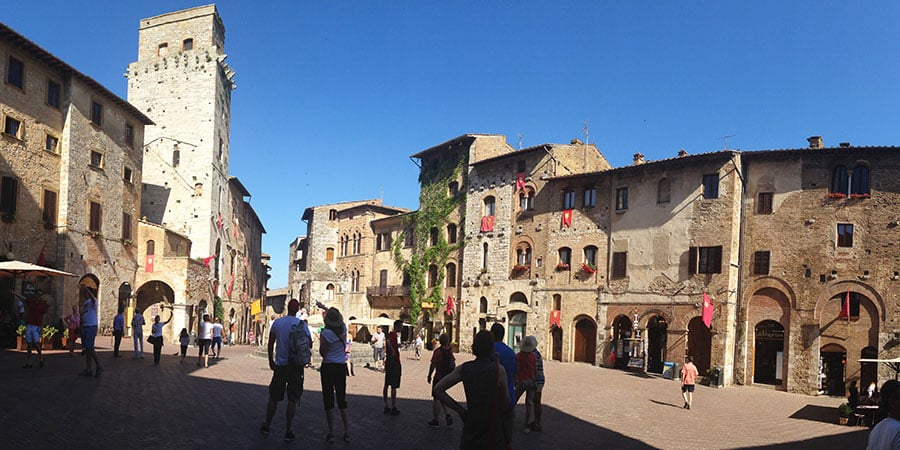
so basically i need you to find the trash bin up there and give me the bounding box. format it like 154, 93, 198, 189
663, 361, 675, 380
708, 366, 724, 388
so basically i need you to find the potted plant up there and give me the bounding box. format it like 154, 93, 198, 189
555, 262, 570, 271
16, 324, 26, 350
838, 403, 853, 425
581, 262, 596, 274
122, 238, 133, 246
41, 326, 58, 350
511, 264, 529, 276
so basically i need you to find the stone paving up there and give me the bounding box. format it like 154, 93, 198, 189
0, 337, 871, 449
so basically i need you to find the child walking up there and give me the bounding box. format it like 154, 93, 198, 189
179, 328, 189, 363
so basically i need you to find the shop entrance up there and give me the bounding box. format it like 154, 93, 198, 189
753, 320, 784, 385
687, 317, 712, 375
612, 315, 632, 369
551, 326, 562, 361
574, 317, 596, 364
646, 315, 668, 374
820, 343, 846, 396
507, 311, 526, 352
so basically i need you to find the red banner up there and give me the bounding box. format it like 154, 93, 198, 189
561, 209, 573, 228
550, 310, 561, 328
480, 215, 494, 232
515, 173, 526, 191
838, 291, 850, 319
446, 295, 455, 317
203, 254, 217, 267
145, 255, 154, 273
702, 292, 714, 328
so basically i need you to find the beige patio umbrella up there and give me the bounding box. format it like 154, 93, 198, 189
0, 260, 77, 278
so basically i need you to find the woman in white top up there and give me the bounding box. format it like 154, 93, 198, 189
197, 314, 213, 368
150, 307, 173, 364
320, 307, 350, 444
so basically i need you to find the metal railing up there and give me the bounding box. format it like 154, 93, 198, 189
366, 286, 410, 297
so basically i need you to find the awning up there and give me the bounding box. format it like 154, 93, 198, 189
859, 357, 900, 380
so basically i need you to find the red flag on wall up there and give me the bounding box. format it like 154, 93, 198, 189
36, 246, 46, 266
217, 213, 223, 229
446, 295, 455, 317
480, 215, 494, 232
227, 273, 235, 297
838, 291, 851, 319
203, 254, 217, 267
550, 310, 562, 328
145, 255, 154, 273
515, 173, 526, 191
561, 209, 573, 228
701, 292, 714, 329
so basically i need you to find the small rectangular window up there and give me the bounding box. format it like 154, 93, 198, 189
615, 187, 629, 211
752, 251, 770, 275
703, 173, 719, 199
182, 39, 193, 51
7, 56, 24, 89
0, 176, 18, 214
125, 124, 134, 146
123, 166, 134, 184
47, 80, 61, 108
584, 187, 596, 208
45, 134, 59, 153
90, 101, 103, 126
562, 190, 576, 209
3, 116, 22, 138
837, 223, 854, 248
122, 213, 132, 241
89, 201, 102, 232
42, 190, 57, 225
90, 151, 104, 168
612, 252, 627, 279
757, 192, 773, 214
690, 246, 723, 274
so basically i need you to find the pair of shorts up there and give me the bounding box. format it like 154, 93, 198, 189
198, 339, 211, 355
269, 365, 304, 402
25, 324, 41, 343
81, 325, 98, 350
384, 358, 401, 388
682, 384, 695, 393
212, 336, 222, 347
515, 378, 536, 406
320, 363, 348, 410
373, 347, 385, 361
535, 381, 544, 393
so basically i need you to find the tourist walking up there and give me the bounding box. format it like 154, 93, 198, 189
867, 380, 900, 449
197, 314, 212, 368
320, 307, 350, 444
65, 304, 80, 356
178, 328, 189, 363
532, 342, 545, 432
371, 326, 385, 370
79, 287, 102, 377
17, 290, 47, 369
260, 299, 310, 443
426, 333, 455, 428
112, 308, 125, 357
491, 323, 518, 408
681, 356, 699, 409
383, 319, 403, 416
414, 334, 423, 361
515, 335, 538, 433
211, 317, 224, 359
150, 307, 172, 364
434, 329, 511, 450
132, 309, 145, 359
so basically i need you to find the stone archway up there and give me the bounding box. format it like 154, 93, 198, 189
687, 317, 712, 375
646, 315, 668, 374
574, 317, 597, 364
611, 315, 632, 368
753, 320, 784, 385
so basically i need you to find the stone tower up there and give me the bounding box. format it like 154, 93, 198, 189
126, 4, 236, 260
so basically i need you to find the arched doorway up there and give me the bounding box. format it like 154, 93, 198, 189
612, 315, 632, 368
507, 311, 526, 352
135, 280, 175, 337
551, 326, 562, 361
820, 343, 846, 396
753, 320, 784, 385
687, 317, 712, 375
117, 283, 132, 313
646, 315, 668, 373
574, 317, 597, 364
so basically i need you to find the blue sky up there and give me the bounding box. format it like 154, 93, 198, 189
6, 1, 900, 287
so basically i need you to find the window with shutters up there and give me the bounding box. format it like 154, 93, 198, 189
702, 173, 719, 199
0, 177, 18, 214
89, 201, 102, 232
752, 251, 770, 275
757, 192, 773, 214
42, 190, 57, 225
837, 224, 854, 248
688, 246, 722, 274
7, 56, 24, 89
122, 213, 133, 241
611, 252, 627, 279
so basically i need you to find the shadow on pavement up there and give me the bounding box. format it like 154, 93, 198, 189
736, 428, 869, 449
788, 404, 844, 424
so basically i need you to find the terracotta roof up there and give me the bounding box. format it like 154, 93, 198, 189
409, 134, 503, 159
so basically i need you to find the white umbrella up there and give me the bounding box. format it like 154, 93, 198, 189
0, 260, 76, 278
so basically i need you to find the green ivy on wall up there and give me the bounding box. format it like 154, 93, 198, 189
392, 155, 466, 324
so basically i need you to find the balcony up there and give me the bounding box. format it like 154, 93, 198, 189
366, 286, 411, 297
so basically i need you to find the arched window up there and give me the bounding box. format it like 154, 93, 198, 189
657, 178, 671, 204
553, 294, 561, 310
157, 43, 168, 56
583, 245, 598, 266
446, 263, 457, 287
182, 38, 193, 51
449, 181, 459, 196
515, 242, 532, 266
831, 165, 849, 194
329, 209, 337, 221
428, 265, 438, 288
519, 187, 535, 211
510, 292, 528, 304
326, 283, 335, 300
483, 243, 489, 271
326, 247, 334, 262
430, 227, 439, 247
172, 149, 180, 167
483, 196, 496, 217
447, 223, 457, 244
351, 269, 360, 292
340, 234, 348, 257
558, 247, 571, 266
146, 240, 155, 255
852, 165, 870, 195
480, 297, 489, 314
352, 232, 361, 254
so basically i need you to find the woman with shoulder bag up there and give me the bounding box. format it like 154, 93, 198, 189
150, 306, 172, 364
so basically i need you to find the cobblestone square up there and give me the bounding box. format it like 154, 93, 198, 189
0, 339, 871, 449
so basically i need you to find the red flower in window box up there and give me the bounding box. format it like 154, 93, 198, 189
512, 264, 530, 275
581, 263, 596, 274
827, 192, 846, 199
555, 263, 570, 271
849, 193, 870, 199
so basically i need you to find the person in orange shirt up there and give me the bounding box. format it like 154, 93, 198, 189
681, 356, 699, 410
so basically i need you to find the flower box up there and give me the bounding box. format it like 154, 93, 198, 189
582, 263, 596, 274
555, 263, 570, 271
512, 264, 530, 275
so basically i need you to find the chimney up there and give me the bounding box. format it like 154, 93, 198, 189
677, 149, 688, 157
807, 136, 824, 149
633, 153, 645, 165
839, 142, 851, 148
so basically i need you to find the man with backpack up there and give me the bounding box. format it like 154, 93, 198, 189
426, 333, 455, 428
260, 299, 311, 442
